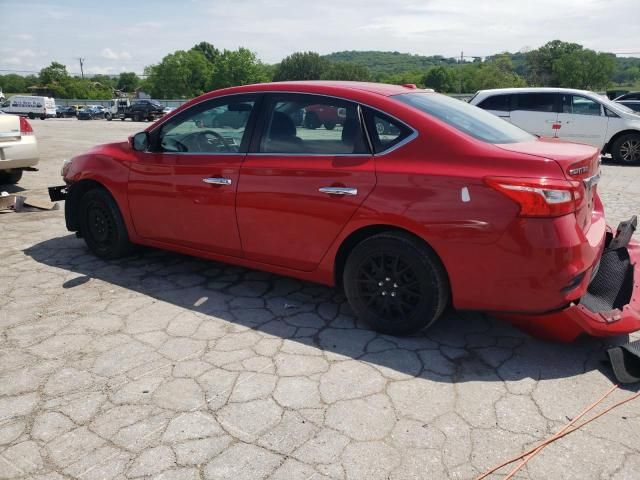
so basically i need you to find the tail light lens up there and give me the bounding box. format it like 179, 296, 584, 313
484, 177, 580, 217
19, 117, 34, 135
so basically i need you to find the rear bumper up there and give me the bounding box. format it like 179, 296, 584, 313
497, 217, 640, 342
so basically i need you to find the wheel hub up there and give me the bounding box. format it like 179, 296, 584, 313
356, 252, 422, 321
621, 139, 640, 163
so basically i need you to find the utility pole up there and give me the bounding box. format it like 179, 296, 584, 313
459, 51, 464, 94
78, 57, 85, 79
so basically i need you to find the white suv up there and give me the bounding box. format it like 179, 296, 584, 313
469, 87, 640, 164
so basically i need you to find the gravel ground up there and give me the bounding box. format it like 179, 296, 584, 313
0, 118, 639, 480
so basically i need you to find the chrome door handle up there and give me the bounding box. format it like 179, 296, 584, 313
319, 187, 358, 196
203, 177, 232, 185
546, 120, 561, 123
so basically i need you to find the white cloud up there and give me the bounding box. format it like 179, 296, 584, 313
11, 33, 34, 41
101, 48, 132, 61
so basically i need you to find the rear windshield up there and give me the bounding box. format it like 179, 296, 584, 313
395, 92, 535, 144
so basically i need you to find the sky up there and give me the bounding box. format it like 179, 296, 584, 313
1, 0, 639, 76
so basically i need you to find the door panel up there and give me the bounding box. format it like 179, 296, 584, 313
510, 92, 559, 138
127, 95, 258, 257
237, 155, 375, 271
128, 153, 244, 256
556, 94, 609, 149
236, 93, 375, 271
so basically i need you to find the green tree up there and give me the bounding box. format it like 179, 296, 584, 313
192, 41, 221, 64
526, 40, 584, 86
321, 61, 371, 81
116, 72, 140, 92
144, 49, 212, 98
39, 61, 69, 85
272, 52, 329, 81
0, 74, 29, 93
552, 50, 614, 89
422, 66, 458, 92
209, 48, 269, 90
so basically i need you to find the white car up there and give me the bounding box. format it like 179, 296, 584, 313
0, 112, 39, 184
469, 87, 640, 164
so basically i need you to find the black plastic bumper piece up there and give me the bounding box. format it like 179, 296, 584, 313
580, 218, 636, 314
608, 339, 640, 384
48, 185, 68, 202
609, 215, 637, 251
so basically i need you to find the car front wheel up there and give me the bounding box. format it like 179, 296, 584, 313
79, 188, 134, 259
343, 232, 449, 335
612, 133, 640, 164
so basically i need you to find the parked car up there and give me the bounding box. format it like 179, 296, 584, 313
1, 95, 56, 120
304, 104, 346, 130
470, 88, 640, 164
0, 113, 39, 184
123, 99, 165, 122
50, 81, 640, 341
614, 92, 640, 101
56, 105, 78, 118
616, 100, 640, 113
77, 106, 106, 120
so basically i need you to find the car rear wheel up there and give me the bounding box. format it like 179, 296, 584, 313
0, 170, 23, 185
324, 121, 336, 130
343, 232, 449, 335
28, 113, 35, 120
79, 188, 134, 259
304, 112, 320, 129
612, 133, 640, 164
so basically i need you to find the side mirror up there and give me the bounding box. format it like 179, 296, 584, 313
130, 131, 149, 151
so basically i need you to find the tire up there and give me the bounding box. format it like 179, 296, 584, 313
28, 112, 35, 120
0, 170, 23, 185
343, 232, 449, 335
324, 121, 336, 130
105, 112, 112, 121
78, 188, 134, 259
120, 117, 125, 121
40, 115, 46, 120
611, 133, 640, 165
304, 112, 320, 129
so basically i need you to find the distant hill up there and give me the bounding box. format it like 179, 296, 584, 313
324, 51, 458, 75
324, 50, 640, 86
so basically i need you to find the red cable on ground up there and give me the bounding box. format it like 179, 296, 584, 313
502, 388, 640, 480
475, 383, 620, 480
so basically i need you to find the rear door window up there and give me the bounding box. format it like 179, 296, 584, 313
514, 93, 558, 112
256, 94, 368, 155
363, 110, 413, 154
478, 94, 512, 112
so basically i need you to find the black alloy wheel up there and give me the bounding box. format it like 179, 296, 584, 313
79, 188, 133, 259
343, 232, 449, 335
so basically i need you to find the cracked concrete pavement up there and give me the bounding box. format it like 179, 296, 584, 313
1, 119, 639, 479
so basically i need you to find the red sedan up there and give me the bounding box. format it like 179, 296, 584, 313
50, 81, 640, 341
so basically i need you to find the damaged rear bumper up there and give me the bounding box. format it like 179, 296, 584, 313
498, 217, 640, 342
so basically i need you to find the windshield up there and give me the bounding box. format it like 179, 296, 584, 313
601, 96, 637, 115
395, 92, 535, 144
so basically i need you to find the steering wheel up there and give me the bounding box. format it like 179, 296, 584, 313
180, 130, 232, 153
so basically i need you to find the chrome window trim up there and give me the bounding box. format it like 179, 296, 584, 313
148, 90, 420, 157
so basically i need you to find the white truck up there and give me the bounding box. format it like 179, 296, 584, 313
1, 95, 56, 120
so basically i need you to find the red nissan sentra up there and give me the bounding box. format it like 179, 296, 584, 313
50, 81, 640, 341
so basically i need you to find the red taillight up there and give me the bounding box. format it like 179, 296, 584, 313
19, 117, 34, 135
484, 177, 579, 217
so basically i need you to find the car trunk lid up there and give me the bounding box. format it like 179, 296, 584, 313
496, 138, 601, 232
0, 114, 21, 143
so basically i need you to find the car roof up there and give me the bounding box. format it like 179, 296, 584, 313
203, 81, 431, 98
475, 87, 596, 96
